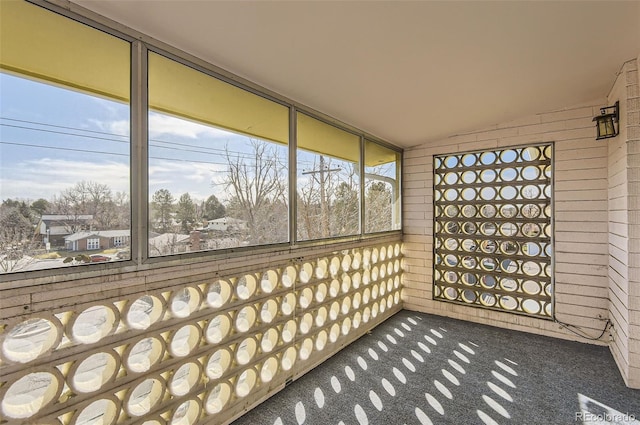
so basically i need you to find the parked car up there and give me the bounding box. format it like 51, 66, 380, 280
115, 249, 130, 260
89, 254, 111, 262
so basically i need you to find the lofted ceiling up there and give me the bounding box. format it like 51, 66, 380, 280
72, 0, 640, 148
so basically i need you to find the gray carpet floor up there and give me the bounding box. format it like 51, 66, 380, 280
232, 310, 640, 425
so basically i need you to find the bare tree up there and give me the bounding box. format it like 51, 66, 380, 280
0, 203, 39, 273
50, 181, 117, 230
222, 140, 288, 245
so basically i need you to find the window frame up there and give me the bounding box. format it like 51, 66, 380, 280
0, 0, 402, 282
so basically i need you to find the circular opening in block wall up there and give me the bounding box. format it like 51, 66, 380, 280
316, 258, 328, 279
352, 252, 362, 269
387, 294, 394, 308
170, 287, 201, 318
299, 287, 313, 309
342, 254, 352, 272
480, 293, 497, 307
235, 306, 257, 333
363, 249, 371, 266
315, 330, 328, 351
387, 262, 394, 275
342, 297, 351, 315
261, 270, 278, 293
523, 280, 541, 295
261, 328, 279, 353
126, 378, 164, 416
206, 349, 231, 379
394, 243, 401, 257
169, 362, 200, 397
298, 339, 312, 362
281, 293, 296, 316
341, 274, 352, 293
260, 299, 278, 324
2, 317, 60, 363
261, 357, 279, 383
315, 283, 328, 303
380, 265, 387, 279
372, 303, 379, 318
330, 279, 340, 297
282, 266, 297, 288
205, 315, 231, 344
394, 275, 400, 288
281, 320, 297, 343
394, 292, 400, 304
499, 296, 518, 311
73, 398, 118, 425
71, 351, 118, 393
329, 323, 340, 343
2, 371, 61, 419
363, 270, 371, 286
353, 312, 362, 329
170, 325, 200, 357
372, 285, 379, 300
300, 262, 313, 283
386, 278, 394, 292
352, 293, 362, 309
235, 369, 257, 398
71, 305, 117, 345
380, 299, 387, 313
236, 338, 258, 365
126, 295, 164, 330
315, 307, 328, 327
236, 275, 257, 300
329, 302, 340, 321
522, 299, 541, 315
341, 318, 352, 335
126, 337, 164, 373
171, 399, 200, 425
299, 313, 314, 334
205, 383, 231, 415
352, 272, 361, 289
379, 281, 386, 297
207, 280, 232, 308
363, 307, 371, 323
329, 256, 341, 276
281, 346, 297, 371
363, 288, 371, 304
380, 246, 387, 261
371, 248, 379, 264
372, 266, 379, 281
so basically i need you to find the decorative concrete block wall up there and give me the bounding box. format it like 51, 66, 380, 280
0, 237, 403, 424
402, 101, 612, 342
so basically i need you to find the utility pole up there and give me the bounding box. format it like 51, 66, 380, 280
302, 155, 341, 238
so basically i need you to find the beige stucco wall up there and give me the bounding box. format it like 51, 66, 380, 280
402, 100, 612, 342
608, 56, 640, 388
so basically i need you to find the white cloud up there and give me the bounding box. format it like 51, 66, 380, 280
0, 158, 129, 201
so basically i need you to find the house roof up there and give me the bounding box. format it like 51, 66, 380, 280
73, 1, 639, 148
64, 230, 130, 241
148, 233, 191, 245
41, 214, 93, 222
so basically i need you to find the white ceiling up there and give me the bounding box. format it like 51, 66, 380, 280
73, 0, 640, 148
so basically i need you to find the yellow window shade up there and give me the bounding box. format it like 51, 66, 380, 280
149, 52, 289, 144
0, 0, 130, 101
365, 139, 400, 167
297, 112, 360, 163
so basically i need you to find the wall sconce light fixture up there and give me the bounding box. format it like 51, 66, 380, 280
593, 101, 619, 140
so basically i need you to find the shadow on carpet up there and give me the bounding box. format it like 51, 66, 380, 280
232, 310, 640, 425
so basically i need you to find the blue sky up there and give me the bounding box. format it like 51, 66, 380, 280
1, 72, 394, 206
